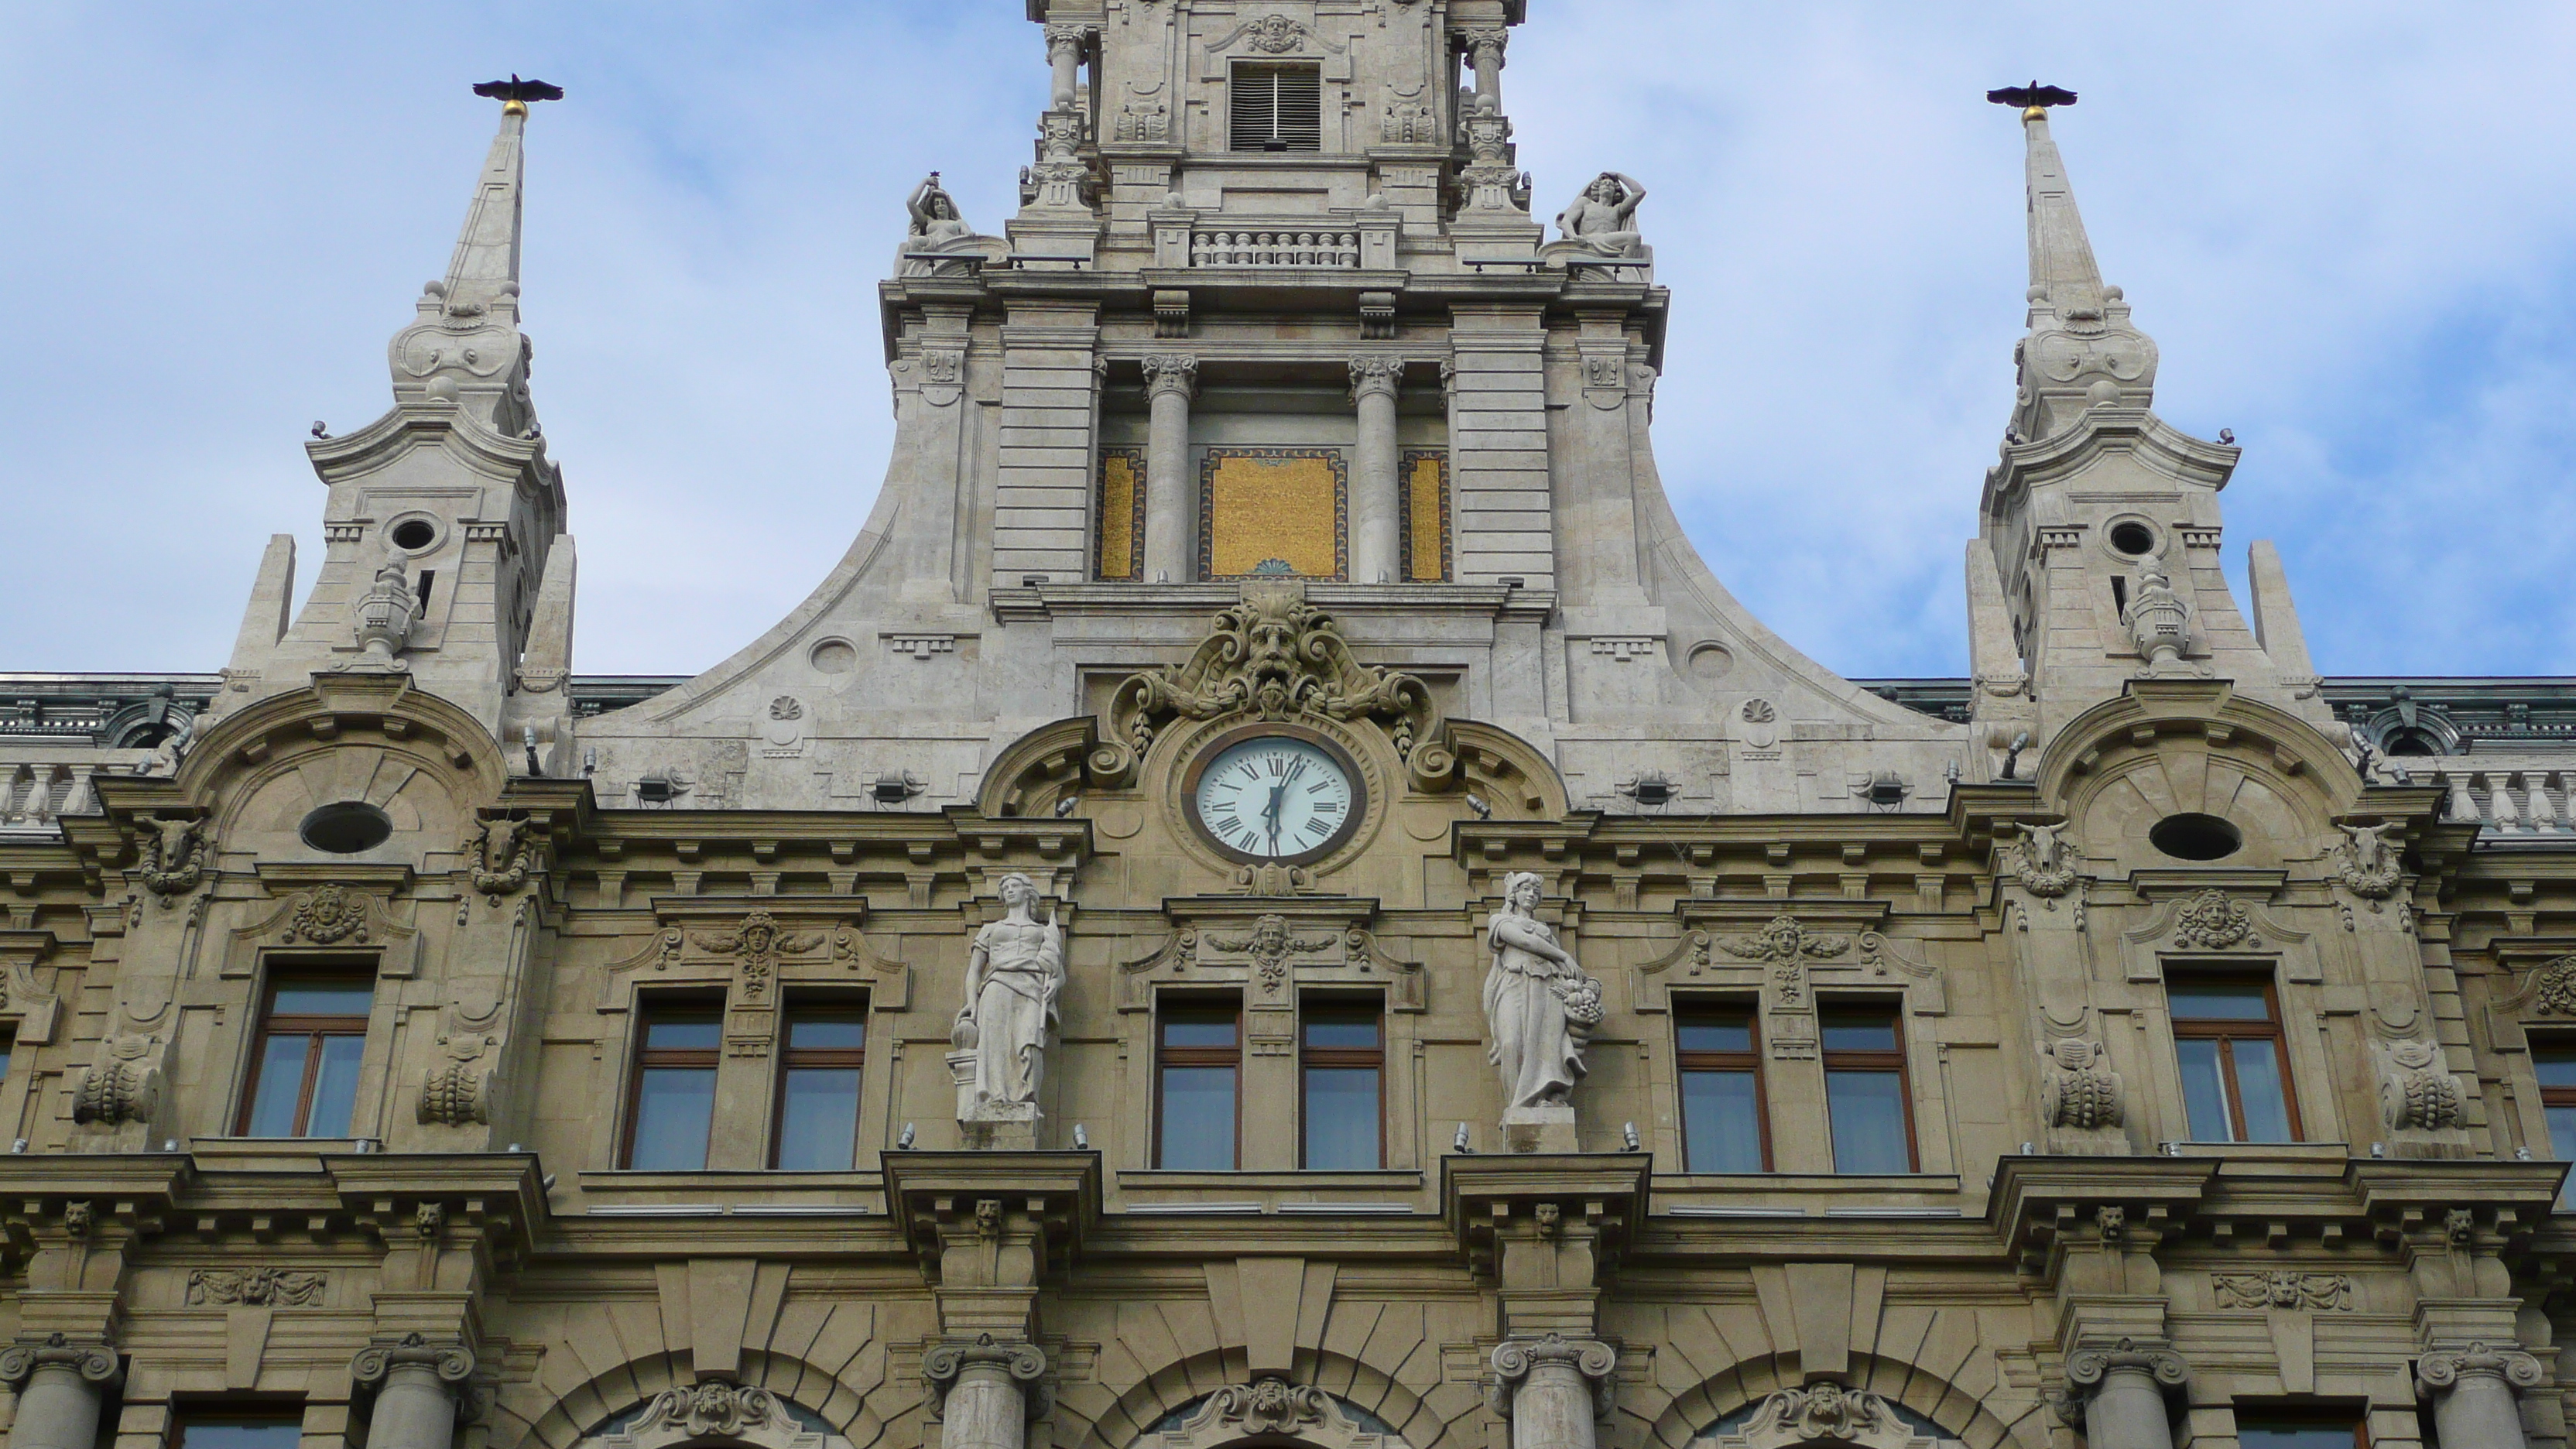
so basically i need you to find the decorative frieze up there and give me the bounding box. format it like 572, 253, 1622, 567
186, 1267, 327, 1307
2210, 1270, 2353, 1311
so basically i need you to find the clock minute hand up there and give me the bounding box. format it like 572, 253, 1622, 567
1262, 783, 1285, 849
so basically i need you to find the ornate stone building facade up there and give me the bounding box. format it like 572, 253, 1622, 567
4, 8, 2574, 1449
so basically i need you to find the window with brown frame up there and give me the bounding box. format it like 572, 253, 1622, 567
1156, 1000, 1241, 1170
238, 974, 372, 1138
2232, 1413, 2366, 1447
772, 1004, 866, 1171
2169, 977, 2302, 1143
1677, 1004, 1769, 1173
1820, 1003, 1916, 1173
2535, 1038, 2576, 1207
624, 1002, 721, 1170
1300, 1001, 1382, 1170
174, 1411, 305, 1449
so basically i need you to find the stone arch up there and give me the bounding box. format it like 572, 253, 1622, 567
1634, 1351, 2047, 1449
491, 1345, 901, 1449
1064, 1347, 1453, 1449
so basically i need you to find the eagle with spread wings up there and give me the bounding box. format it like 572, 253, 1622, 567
1987, 81, 2076, 110
473, 75, 564, 105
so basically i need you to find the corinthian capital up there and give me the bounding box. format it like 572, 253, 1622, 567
2418, 1341, 2545, 1397
1043, 22, 1091, 57
1460, 26, 1509, 63
1348, 356, 1403, 400
1142, 354, 1200, 400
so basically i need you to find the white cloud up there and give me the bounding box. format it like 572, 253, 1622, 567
3, 2, 2571, 679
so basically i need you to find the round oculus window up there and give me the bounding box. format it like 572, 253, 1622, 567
300, 801, 393, 854
2149, 812, 2242, 862
1187, 733, 1363, 864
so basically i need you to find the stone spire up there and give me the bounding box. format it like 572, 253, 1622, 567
389, 82, 554, 436
2006, 91, 2157, 442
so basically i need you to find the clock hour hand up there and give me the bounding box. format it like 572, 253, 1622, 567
1262, 783, 1285, 850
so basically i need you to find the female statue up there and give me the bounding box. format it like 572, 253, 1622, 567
1482, 872, 1603, 1109
901, 173, 982, 276
954, 873, 1064, 1108
1555, 172, 1648, 257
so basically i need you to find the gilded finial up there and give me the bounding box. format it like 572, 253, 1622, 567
473, 74, 564, 118
1986, 80, 2077, 120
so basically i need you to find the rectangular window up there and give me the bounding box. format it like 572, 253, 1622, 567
1157, 1003, 1240, 1170
238, 975, 372, 1138
2536, 1040, 2576, 1206
625, 1005, 721, 1170
1229, 63, 1322, 152
2170, 978, 2301, 1143
772, 1006, 865, 1171
1821, 1005, 1915, 1173
176, 1415, 304, 1449
0, 1028, 12, 1086
1301, 1005, 1382, 1170
2232, 1416, 2365, 1447
1677, 1006, 1768, 1173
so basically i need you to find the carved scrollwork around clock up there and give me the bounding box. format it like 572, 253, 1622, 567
1088, 582, 1454, 792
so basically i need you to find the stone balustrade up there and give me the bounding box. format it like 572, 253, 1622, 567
1190, 230, 1361, 268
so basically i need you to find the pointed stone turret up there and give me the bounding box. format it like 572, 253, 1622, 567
2009, 94, 2157, 444
391, 91, 540, 436
1975, 88, 2334, 741
212, 82, 568, 740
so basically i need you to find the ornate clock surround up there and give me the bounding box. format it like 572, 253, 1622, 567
1160, 711, 1389, 881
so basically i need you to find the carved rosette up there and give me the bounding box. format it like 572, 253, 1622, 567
2417, 1341, 2543, 1397
0, 1333, 119, 1390
1485, 1334, 1616, 1422
2057, 1338, 2187, 1426
922, 1334, 1052, 1421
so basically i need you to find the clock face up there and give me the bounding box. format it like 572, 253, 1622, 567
1189, 735, 1360, 862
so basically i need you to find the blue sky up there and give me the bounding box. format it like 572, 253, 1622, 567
3, 2, 2573, 679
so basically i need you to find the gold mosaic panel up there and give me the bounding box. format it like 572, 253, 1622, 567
1095, 447, 1146, 581
1199, 447, 1347, 581
1399, 449, 1451, 583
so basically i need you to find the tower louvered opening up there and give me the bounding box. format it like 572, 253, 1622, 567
1229, 63, 1321, 151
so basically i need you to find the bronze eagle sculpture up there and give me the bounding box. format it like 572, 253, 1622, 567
473, 75, 564, 105
1987, 81, 2077, 109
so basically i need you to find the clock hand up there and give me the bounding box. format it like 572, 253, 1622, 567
1263, 784, 1285, 849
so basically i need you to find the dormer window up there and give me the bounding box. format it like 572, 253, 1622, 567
1231, 63, 1321, 152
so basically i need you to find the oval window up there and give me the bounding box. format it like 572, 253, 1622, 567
300, 801, 393, 855
2149, 813, 2241, 861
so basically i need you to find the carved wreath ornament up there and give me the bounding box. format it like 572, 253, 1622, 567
1092, 583, 1452, 792
461, 815, 536, 901
135, 815, 211, 900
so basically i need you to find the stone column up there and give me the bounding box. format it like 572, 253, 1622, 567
1348, 358, 1403, 584
1043, 25, 1085, 111
1486, 1336, 1614, 1449
0, 1335, 119, 1449
1462, 27, 1508, 113
2062, 1339, 2184, 1449
2417, 1342, 2540, 1449
925, 1334, 1050, 1449
1141, 355, 1199, 583
351, 1334, 476, 1449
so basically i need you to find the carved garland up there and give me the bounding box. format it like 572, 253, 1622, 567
2211, 1271, 2353, 1311
1090, 583, 1453, 793
187, 1267, 327, 1307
